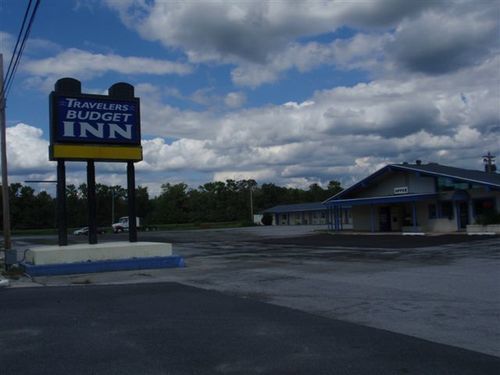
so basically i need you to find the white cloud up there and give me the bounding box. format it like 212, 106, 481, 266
232, 33, 387, 87
224, 92, 246, 108
6, 123, 54, 173
127, 54, 499, 188
11, 53, 495, 191
0, 31, 14, 57
22, 48, 192, 80
3, 1, 499, 192
388, 6, 499, 75
103, 0, 412, 86
104, 0, 499, 87
139, 137, 230, 172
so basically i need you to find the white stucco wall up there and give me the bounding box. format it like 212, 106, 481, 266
355, 171, 436, 198
426, 218, 457, 232
408, 173, 436, 194
352, 206, 376, 231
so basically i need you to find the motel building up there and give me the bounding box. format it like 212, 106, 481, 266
264, 161, 499, 233
263, 202, 328, 226
323, 161, 500, 233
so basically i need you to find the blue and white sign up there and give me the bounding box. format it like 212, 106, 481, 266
54, 96, 140, 145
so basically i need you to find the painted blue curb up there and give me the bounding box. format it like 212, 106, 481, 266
21, 256, 185, 277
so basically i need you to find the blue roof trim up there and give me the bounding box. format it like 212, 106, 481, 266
323, 165, 392, 204
326, 193, 438, 207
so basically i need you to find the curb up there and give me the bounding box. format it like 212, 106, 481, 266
21, 255, 185, 277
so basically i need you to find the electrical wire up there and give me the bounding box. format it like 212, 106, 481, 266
3, 0, 33, 92
3, 0, 41, 98
1, 0, 41, 100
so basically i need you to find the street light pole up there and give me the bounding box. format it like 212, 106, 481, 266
250, 187, 254, 223
0, 54, 12, 250
111, 187, 115, 226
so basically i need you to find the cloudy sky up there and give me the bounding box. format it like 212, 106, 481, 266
0, 0, 499, 195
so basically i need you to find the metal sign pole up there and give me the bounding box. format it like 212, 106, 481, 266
57, 160, 67, 246
87, 160, 97, 244
127, 161, 137, 242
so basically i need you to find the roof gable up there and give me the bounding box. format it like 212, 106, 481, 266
323, 165, 394, 203
324, 162, 500, 204
391, 163, 500, 187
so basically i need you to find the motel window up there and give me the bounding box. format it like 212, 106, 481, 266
437, 177, 470, 192
440, 201, 454, 220
428, 204, 437, 219
473, 198, 496, 218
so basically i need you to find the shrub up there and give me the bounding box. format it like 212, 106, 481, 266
476, 209, 500, 225
261, 213, 273, 226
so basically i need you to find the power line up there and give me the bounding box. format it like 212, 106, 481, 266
1, 0, 41, 99
4, 0, 33, 88
3, 0, 41, 98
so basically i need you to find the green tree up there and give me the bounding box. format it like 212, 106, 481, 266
66, 184, 85, 227
152, 183, 190, 224
327, 180, 342, 195
136, 185, 151, 222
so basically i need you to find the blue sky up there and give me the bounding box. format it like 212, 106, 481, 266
0, 0, 499, 195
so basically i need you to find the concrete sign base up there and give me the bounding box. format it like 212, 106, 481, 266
25, 241, 172, 265
20, 242, 183, 276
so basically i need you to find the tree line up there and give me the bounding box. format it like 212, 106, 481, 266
0, 179, 342, 230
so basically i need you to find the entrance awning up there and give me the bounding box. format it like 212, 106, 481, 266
326, 193, 438, 207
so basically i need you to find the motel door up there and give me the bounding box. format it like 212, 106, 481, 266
458, 202, 469, 229
379, 207, 391, 232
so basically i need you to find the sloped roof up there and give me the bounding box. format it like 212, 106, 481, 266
391, 163, 500, 187
324, 162, 500, 204
263, 202, 326, 213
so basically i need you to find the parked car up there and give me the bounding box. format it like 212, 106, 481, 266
73, 227, 106, 235
73, 227, 88, 235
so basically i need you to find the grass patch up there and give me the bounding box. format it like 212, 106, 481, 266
154, 221, 254, 231
2, 265, 25, 280
10, 228, 58, 236
71, 279, 92, 285
4, 221, 254, 235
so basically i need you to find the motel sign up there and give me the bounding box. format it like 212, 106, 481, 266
49, 78, 142, 246
55, 97, 139, 143
50, 79, 142, 162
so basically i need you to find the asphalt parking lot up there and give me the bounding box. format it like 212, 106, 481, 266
5, 226, 500, 360
2, 282, 499, 375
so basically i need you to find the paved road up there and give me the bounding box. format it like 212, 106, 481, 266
1, 282, 499, 375
6, 227, 500, 359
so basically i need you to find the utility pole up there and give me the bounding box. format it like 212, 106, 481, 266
0, 54, 12, 251
483, 152, 496, 173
